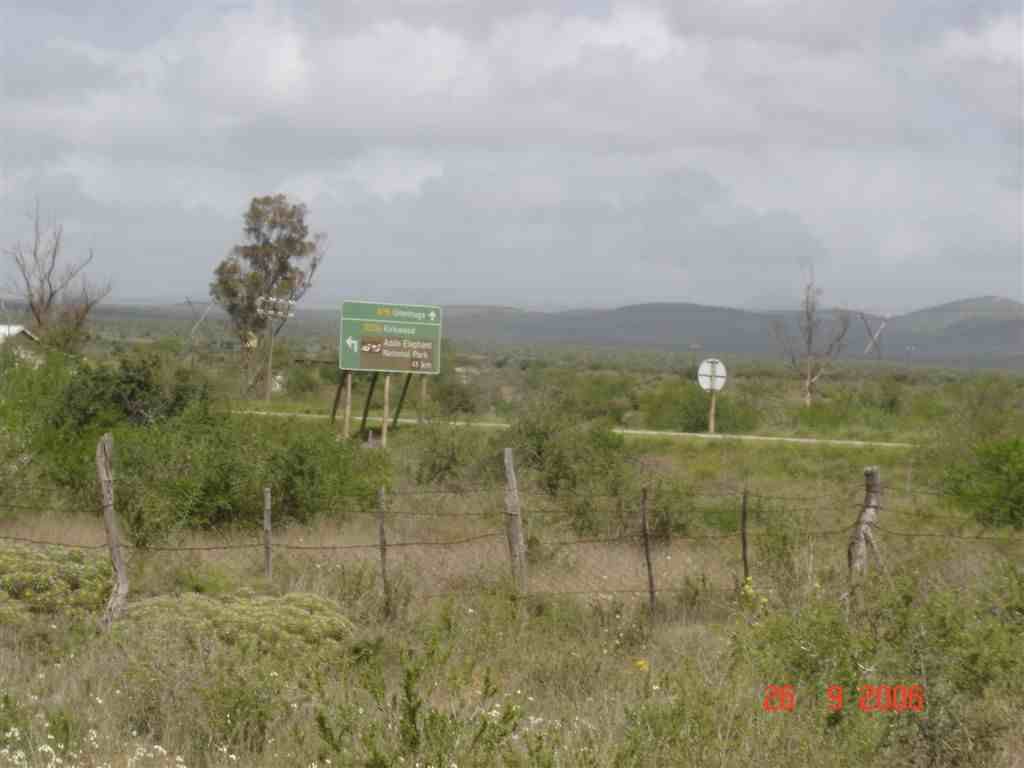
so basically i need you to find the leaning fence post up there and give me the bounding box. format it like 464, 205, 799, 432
377, 487, 393, 619
740, 489, 750, 583
640, 486, 656, 616
96, 433, 128, 628
263, 486, 273, 580
847, 466, 882, 586
503, 448, 528, 596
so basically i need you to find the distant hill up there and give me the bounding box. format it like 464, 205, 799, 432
80, 295, 1023, 367
441, 297, 1022, 366
880, 297, 1024, 364
887, 296, 1024, 335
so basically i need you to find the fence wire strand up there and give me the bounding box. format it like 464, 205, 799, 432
2, 479, 1021, 603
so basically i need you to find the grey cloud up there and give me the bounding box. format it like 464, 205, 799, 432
0, 0, 1020, 314
657, 0, 1020, 51
290, 166, 831, 309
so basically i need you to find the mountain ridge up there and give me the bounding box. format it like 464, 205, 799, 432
77, 294, 1024, 367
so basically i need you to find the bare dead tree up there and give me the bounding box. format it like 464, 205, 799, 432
859, 312, 887, 360
4, 201, 111, 352
772, 275, 850, 407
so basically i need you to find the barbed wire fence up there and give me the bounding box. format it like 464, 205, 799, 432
1, 433, 1022, 628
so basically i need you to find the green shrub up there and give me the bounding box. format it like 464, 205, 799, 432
872, 376, 903, 415
112, 593, 354, 759
528, 369, 637, 424
507, 394, 628, 496
318, 364, 340, 385
113, 410, 255, 543
731, 567, 1024, 767
645, 479, 697, 539
0, 353, 76, 465
55, 353, 209, 432
641, 378, 759, 433
506, 393, 631, 533
119, 592, 354, 657
944, 437, 1024, 528
0, 545, 112, 623
428, 338, 482, 417
113, 412, 389, 544
285, 364, 320, 397
317, 651, 524, 767
409, 420, 499, 487
267, 427, 387, 522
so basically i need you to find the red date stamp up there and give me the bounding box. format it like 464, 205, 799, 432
762, 685, 797, 712
763, 684, 925, 713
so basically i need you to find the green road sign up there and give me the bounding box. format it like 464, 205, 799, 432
339, 300, 442, 374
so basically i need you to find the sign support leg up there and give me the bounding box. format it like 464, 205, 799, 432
382, 374, 390, 448
330, 372, 345, 424
264, 320, 274, 403
392, 373, 413, 429
709, 389, 717, 434
343, 371, 353, 438
360, 372, 379, 437
419, 376, 428, 423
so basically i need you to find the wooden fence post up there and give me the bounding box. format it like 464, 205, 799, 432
330, 374, 344, 424
847, 466, 882, 586
740, 489, 750, 583
640, 487, 656, 616
377, 487, 393, 619
263, 486, 273, 580
503, 448, 527, 596
96, 433, 128, 628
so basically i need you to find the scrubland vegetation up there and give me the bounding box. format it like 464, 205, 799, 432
1, 341, 1023, 767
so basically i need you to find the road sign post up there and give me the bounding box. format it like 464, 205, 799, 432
339, 301, 442, 444
697, 358, 727, 434
709, 388, 717, 434
257, 296, 295, 404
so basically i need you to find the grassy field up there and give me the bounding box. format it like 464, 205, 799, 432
1, 342, 1022, 767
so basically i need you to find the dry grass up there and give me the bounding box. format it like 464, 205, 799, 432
1, 436, 1021, 766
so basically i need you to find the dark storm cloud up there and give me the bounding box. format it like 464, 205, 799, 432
0, 0, 1020, 312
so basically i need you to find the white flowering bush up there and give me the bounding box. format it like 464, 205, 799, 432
105, 593, 355, 762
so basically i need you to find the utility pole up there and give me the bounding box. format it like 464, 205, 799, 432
256, 296, 295, 404
184, 298, 214, 369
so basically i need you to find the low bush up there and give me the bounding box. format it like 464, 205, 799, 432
507, 394, 628, 496
944, 437, 1024, 529
316, 652, 526, 767
407, 419, 499, 487
641, 378, 759, 434
111, 593, 354, 760
933, 375, 1024, 527
285, 364, 319, 397
114, 413, 389, 544
731, 565, 1024, 767
0, 545, 112, 624
645, 478, 697, 539
55, 353, 210, 432
2, 354, 390, 543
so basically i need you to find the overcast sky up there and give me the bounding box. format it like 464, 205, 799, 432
1, 0, 1021, 313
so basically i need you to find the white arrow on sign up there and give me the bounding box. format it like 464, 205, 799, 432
345, 336, 358, 352
429, 310, 437, 321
